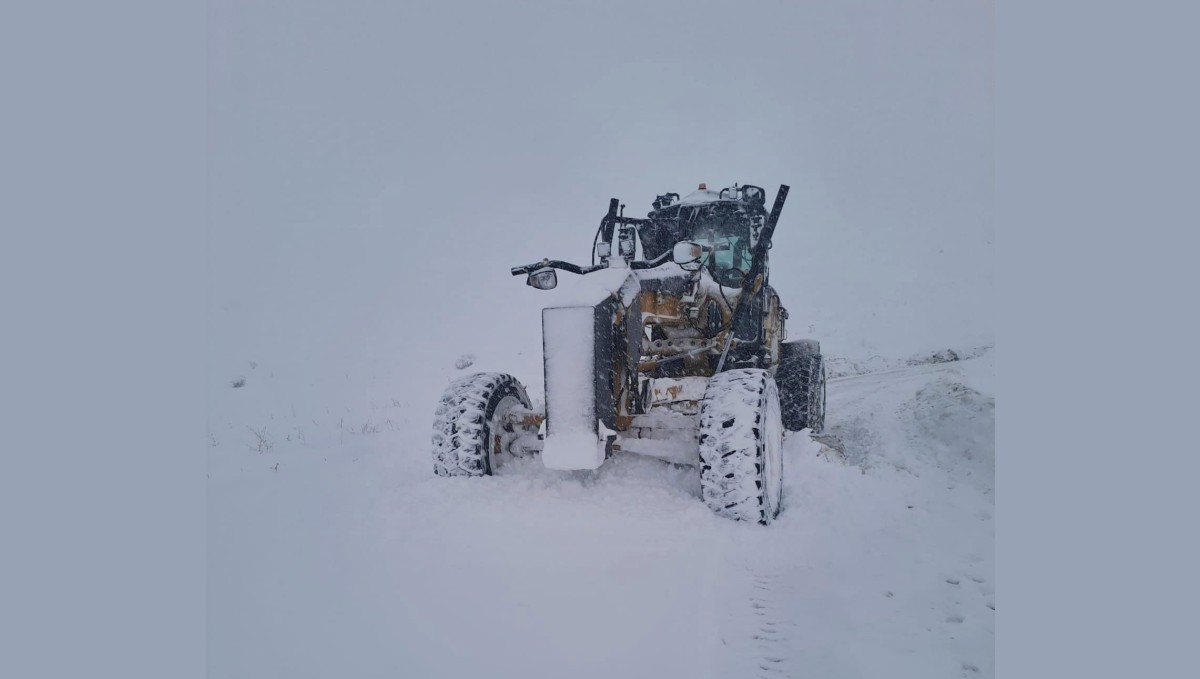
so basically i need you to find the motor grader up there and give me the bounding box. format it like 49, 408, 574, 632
431, 183, 825, 524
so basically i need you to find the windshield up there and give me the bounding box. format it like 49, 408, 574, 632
691, 218, 752, 275
639, 202, 761, 275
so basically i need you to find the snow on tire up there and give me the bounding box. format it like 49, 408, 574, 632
777, 339, 826, 433
698, 369, 784, 524
431, 373, 531, 477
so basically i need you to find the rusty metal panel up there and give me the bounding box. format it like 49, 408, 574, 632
648, 376, 709, 406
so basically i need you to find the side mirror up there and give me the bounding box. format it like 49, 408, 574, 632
619, 235, 636, 258
672, 241, 705, 271
741, 185, 766, 204
617, 225, 637, 258
526, 267, 558, 290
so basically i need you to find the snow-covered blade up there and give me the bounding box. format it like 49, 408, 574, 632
541, 306, 604, 470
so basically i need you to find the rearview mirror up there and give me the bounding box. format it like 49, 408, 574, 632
527, 268, 558, 290
672, 241, 705, 271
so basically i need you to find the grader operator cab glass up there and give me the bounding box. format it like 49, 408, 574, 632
690, 218, 753, 287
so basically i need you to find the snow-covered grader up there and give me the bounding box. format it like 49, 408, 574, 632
432, 183, 825, 524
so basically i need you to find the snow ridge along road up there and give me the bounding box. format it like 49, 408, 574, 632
208, 351, 994, 678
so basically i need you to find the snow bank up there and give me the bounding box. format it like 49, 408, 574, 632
826, 344, 994, 378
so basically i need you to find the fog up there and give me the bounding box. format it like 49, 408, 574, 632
208, 0, 992, 381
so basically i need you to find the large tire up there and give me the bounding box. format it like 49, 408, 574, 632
432, 373, 531, 477
777, 339, 826, 433
698, 369, 784, 524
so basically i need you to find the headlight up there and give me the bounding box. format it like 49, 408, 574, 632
526, 268, 558, 290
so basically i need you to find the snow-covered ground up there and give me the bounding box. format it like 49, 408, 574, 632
208, 348, 993, 678
206, 4, 993, 676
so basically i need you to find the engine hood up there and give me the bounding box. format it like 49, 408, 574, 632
534, 266, 642, 308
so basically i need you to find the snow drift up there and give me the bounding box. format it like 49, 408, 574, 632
208, 349, 994, 678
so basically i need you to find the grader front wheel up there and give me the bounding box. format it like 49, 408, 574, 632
431, 373, 532, 477
698, 369, 785, 525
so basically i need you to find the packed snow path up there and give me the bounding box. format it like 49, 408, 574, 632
209, 353, 993, 678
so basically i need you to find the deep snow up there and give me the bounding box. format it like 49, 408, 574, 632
206, 3, 993, 675
208, 350, 993, 678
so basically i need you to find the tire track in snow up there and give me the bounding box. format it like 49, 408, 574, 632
717, 554, 798, 679
747, 570, 793, 677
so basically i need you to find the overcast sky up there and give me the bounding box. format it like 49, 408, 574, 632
208, 0, 992, 374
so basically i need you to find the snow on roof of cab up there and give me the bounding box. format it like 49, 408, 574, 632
677, 188, 725, 205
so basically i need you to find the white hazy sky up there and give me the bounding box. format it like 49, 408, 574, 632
208, 0, 992, 373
